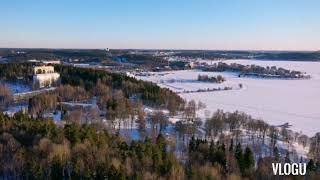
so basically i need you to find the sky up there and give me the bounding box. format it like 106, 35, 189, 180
0, 0, 319, 51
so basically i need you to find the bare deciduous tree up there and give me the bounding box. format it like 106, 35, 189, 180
0, 84, 13, 110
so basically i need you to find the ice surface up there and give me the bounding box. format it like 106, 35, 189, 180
136, 60, 320, 136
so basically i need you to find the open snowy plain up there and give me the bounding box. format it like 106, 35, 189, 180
136, 60, 320, 136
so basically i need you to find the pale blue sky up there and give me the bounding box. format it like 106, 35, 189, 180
0, 0, 319, 50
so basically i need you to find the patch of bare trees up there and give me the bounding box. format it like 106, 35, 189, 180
309, 133, 320, 162
29, 93, 57, 117
57, 85, 89, 102
0, 84, 13, 110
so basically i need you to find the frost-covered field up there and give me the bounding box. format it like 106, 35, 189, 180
136, 60, 320, 136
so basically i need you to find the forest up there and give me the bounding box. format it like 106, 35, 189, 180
1, 112, 320, 179
0, 63, 34, 83
0, 62, 184, 108
58, 65, 184, 109
116, 54, 187, 70
174, 50, 320, 61
1, 62, 320, 179
0, 49, 114, 64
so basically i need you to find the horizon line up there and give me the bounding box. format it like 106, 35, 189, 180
0, 47, 318, 53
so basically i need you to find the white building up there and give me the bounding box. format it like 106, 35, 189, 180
33, 66, 60, 88
41, 60, 61, 65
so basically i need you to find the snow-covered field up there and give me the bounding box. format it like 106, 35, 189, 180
136, 60, 320, 136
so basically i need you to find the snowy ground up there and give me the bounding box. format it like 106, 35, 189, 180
137, 70, 241, 93
3, 105, 28, 117
136, 60, 320, 137
0, 81, 31, 94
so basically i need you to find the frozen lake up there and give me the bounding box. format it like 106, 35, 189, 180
136, 60, 320, 136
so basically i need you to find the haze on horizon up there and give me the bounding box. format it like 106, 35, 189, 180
0, 0, 319, 51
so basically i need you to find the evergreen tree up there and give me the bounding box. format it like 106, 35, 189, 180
273, 146, 280, 161
156, 134, 167, 157
229, 138, 234, 152
243, 147, 254, 170
189, 136, 196, 153
235, 143, 244, 172
307, 159, 316, 172
209, 140, 215, 151
215, 144, 227, 168
284, 151, 291, 163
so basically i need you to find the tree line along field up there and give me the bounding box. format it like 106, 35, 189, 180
202, 62, 310, 79
0, 62, 320, 179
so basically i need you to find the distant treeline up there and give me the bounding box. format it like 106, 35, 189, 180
203, 62, 310, 79
0, 48, 190, 69
1, 49, 319, 62
0, 63, 34, 83
197, 74, 226, 83
174, 50, 320, 61
117, 54, 187, 70
0, 48, 116, 65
